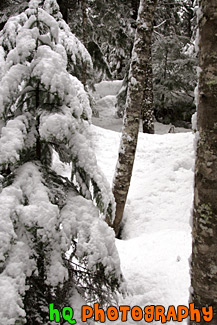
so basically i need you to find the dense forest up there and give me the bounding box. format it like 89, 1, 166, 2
0, 0, 197, 127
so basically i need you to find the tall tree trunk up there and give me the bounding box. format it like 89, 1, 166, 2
81, 0, 87, 86
112, 0, 157, 236
141, 44, 155, 134
160, 46, 168, 114
190, 1, 217, 324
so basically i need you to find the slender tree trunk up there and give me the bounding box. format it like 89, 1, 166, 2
141, 44, 155, 134
160, 46, 168, 113
81, 0, 87, 86
190, 1, 217, 324
112, 0, 157, 236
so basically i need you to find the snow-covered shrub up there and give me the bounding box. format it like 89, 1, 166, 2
0, 0, 122, 324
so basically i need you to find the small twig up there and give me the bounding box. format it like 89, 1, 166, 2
154, 20, 167, 29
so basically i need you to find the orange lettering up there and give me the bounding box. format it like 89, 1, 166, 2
94, 303, 105, 322
155, 305, 166, 323
177, 305, 189, 322
107, 306, 118, 321
202, 306, 213, 322
119, 306, 130, 321
166, 305, 177, 321
81, 306, 93, 322
131, 306, 143, 321
189, 303, 201, 322
144, 306, 154, 322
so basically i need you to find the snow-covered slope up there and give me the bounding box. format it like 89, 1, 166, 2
91, 126, 194, 324
90, 80, 195, 324
54, 80, 195, 323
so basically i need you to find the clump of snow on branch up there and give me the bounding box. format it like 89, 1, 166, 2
61, 193, 120, 276
59, 20, 93, 73
0, 115, 29, 166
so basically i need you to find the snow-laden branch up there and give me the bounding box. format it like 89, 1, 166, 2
0, 114, 30, 167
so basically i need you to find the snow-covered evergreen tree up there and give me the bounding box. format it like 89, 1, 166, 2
0, 0, 122, 323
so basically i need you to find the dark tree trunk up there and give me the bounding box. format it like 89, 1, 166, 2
112, 0, 157, 236
141, 44, 155, 134
57, 0, 68, 22
131, 0, 140, 21
190, 0, 217, 324
81, 0, 87, 86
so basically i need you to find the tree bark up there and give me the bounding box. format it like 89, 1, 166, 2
81, 0, 87, 86
112, 0, 157, 236
190, 1, 217, 324
141, 44, 155, 134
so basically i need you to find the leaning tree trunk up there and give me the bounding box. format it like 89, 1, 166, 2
190, 0, 217, 324
112, 0, 157, 236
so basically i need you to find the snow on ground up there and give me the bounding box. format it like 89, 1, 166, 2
91, 80, 122, 132
90, 127, 194, 325
94, 80, 123, 99
89, 80, 195, 324
92, 80, 192, 135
